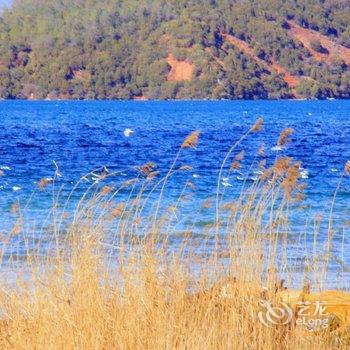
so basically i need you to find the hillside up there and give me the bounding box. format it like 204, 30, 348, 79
0, 0, 349, 100
287, 20, 350, 65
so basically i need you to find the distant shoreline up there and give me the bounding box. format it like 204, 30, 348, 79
0, 97, 346, 102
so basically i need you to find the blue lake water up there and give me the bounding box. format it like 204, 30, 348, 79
0, 100, 349, 284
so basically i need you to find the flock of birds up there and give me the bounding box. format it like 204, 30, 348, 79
0, 129, 135, 192
0, 126, 336, 194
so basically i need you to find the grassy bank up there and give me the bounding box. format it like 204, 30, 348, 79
0, 120, 349, 349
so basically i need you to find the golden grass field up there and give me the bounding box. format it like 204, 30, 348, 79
0, 119, 349, 349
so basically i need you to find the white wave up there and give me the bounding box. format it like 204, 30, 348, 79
13, 186, 21, 191
331, 168, 338, 172
250, 176, 258, 181
0, 166, 11, 170
271, 146, 283, 151
193, 174, 200, 178
222, 181, 232, 187
123, 128, 134, 137
236, 176, 244, 181
300, 169, 309, 179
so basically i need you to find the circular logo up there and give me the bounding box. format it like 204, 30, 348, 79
258, 300, 293, 327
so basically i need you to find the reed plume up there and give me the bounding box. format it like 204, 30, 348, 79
10, 217, 22, 235
345, 160, 350, 176
10, 202, 19, 215
258, 144, 265, 156
277, 127, 294, 147
281, 162, 301, 199
273, 157, 292, 176
186, 181, 196, 190
250, 117, 264, 132
258, 159, 266, 169
110, 203, 125, 218
122, 178, 139, 187
39, 178, 52, 191
201, 197, 212, 209
179, 165, 193, 171
230, 161, 241, 170
146, 171, 158, 181
101, 185, 113, 195
138, 162, 156, 176
235, 150, 245, 161
181, 130, 200, 149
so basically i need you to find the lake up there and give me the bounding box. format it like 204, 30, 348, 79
0, 100, 349, 285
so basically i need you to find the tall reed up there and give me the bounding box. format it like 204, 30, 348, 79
0, 123, 348, 349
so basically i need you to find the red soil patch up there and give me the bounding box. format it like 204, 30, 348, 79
222, 33, 301, 91
269, 61, 300, 88
166, 54, 195, 81
287, 21, 350, 65
222, 34, 259, 63
0, 60, 5, 72
73, 69, 91, 81
134, 95, 148, 101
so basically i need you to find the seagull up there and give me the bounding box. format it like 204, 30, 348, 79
123, 128, 134, 137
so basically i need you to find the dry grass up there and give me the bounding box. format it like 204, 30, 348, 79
0, 122, 349, 349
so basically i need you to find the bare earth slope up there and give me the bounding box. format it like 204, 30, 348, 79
287, 21, 350, 65
166, 54, 195, 81
222, 33, 301, 93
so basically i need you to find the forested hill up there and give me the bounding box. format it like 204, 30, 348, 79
0, 0, 349, 100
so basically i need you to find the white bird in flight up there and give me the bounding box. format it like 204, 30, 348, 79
123, 128, 134, 137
